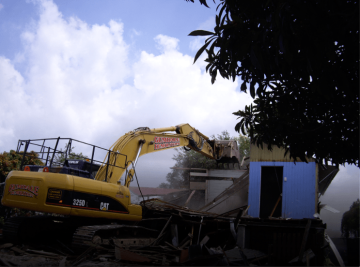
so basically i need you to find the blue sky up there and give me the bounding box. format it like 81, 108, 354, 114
0, 0, 217, 75
0, 0, 358, 237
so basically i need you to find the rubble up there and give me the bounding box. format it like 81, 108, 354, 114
0, 199, 332, 266
0, 199, 252, 266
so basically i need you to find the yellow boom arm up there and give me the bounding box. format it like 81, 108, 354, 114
95, 124, 218, 186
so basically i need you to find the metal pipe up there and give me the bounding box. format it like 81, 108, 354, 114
40, 140, 46, 160
124, 140, 145, 186
16, 140, 22, 153
89, 145, 96, 178
50, 137, 60, 167
20, 140, 30, 170
63, 140, 71, 165
133, 140, 145, 167
45, 147, 50, 166
105, 151, 111, 182
150, 126, 177, 133
68, 139, 73, 159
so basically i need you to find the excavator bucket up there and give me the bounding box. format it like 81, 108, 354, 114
213, 140, 241, 164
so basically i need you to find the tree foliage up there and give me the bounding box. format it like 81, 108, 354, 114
159, 148, 217, 189
236, 135, 250, 158
160, 131, 249, 188
185, 0, 213, 8
341, 199, 360, 238
0, 150, 43, 182
189, 0, 359, 166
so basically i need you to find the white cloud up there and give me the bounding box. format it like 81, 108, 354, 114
189, 36, 206, 52
0, 0, 130, 143
154, 34, 179, 53
131, 29, 141, 36
0, 0, 252, 186
133, 34, 252, 136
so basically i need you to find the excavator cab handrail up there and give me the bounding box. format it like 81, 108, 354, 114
16, 138, 127, 180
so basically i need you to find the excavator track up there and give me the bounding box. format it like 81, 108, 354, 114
3, 217, 26, 243
3, 216, 157, 249
3, 216, 77, 245
3, 216, 53, 244
72, 225, 99, 247
72, 224, 158, 248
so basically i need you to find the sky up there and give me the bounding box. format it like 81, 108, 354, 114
0, 0, 253, 182
0, 0, 358, 237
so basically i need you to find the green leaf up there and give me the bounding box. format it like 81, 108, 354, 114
218, 3, 226, 25
235, 122, 241, 132
211, 70, 217, 84
220, 15, 226, 28
218, 24, 234, 31
241, 81, 247, 92
241, 123, 246, 135
205, 36, 216, 43
250, 81, 255, 98
208, 39, 217, 56
188, 30, 215, 36
193, 41, 212, 63
206, 63, 212, 72
257, 83, 264, 97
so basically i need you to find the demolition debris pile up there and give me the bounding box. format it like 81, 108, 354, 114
0, 199, 270, 266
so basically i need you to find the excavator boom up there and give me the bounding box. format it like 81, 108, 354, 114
95, 124, 230, 185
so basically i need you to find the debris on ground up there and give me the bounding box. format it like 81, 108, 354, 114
0, 199, 332, 266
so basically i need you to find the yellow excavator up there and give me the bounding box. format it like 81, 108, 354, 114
0, 124, 240, 245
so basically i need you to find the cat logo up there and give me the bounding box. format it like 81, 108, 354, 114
100, 202, 109, 211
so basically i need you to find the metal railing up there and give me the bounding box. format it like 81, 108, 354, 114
16, 137, 127, 181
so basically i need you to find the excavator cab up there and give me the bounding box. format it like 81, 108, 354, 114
22, 160, 101, 179
14, 137, 125, 180
62, 160, 101, 179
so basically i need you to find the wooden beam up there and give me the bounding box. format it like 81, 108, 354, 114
154, 216, 172, 245
269, 195, 281, 217
184, 190, 196, 207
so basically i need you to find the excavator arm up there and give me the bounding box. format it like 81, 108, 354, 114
95, 124, 238, 186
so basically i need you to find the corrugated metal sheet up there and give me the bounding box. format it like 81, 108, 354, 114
248, 163, 261, 217
250, 143, 316, 162
248, 162, 316, 219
